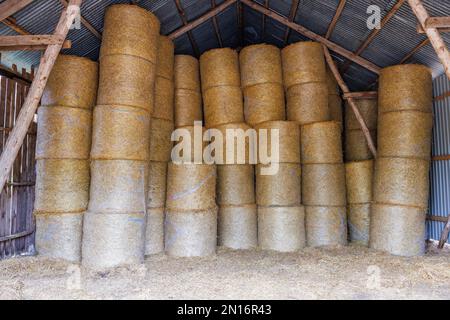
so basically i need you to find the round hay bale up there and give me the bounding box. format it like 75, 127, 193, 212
305, 206, 347, 247
243, 83, 286, 126
286, 82, 330, 125
345, 160, 374, 204
373, 157, 430, 209
345, 98, 377, 130
203, 86, 244, 128
348, 203, 371, 246
35, 212, 83, 262
98, 54, 155, 112
254, 121, 300, 164
100, 4, 160, 63
377, 111, 433, 160
153, 76, 174, 121
258, 206, 306, 252
281, 41, 326, 89
345, 129, 377, 161
150, 118, 174, 162
370, 203, 426, 256
165, 207, 217, 257
34, 159, 89, 214
166, 163, 216, 211
172, 125, 208, 163
88, 160, 148, 214
174, 89, 202, 128
42, 55, 98, 109
217, 164, 255, 205
326, 66, 339, 95
328, 95, 343, 130
302, 163, 346, 206
379, 64, 432, 114
256, 163, 301, 206
82, 211, 146, 269
145, 207, 164, 255
36, 106, 92, 160
239, 44, 283, 87
301, 121, 343, 164
211, 122, 254, 165
218, 204, 257, 250
200, 48, 240, 91
91, 105, 150, 161
174, 55, 201, 91
156, 35, 174, 80
148, 161, 168, 208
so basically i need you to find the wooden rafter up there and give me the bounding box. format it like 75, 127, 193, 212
211, 0, 223, 47
325, 0, 346, 39
283, 0, 300, 45
0, 0, 34, 22
0, 0, 82, 192
240, 0, 381, 74
174, 0, 200, 56
261, 0, 269, 40
238, 0, 244, 47
399, 38, 430, 63
0, 35, 70, 50
58, 0, 102, 39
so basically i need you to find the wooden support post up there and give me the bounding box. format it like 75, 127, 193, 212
325, 0, 346, 39
323, 45, 377, 158
439, 219, 450, 248
0, 0, 82, 192
408, 0, 450, 81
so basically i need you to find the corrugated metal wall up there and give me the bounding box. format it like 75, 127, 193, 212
428, 73, 450, 243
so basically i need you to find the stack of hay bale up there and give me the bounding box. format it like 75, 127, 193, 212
164, 53, 217, 257
301, 121, 347, 247
326, 67, 343, 130
255, 121, 305, 252
371, 64, 433, 256
82, 4, 160, 269
200, 48, 257, 250
145, 35, 175, 255
34, 55, 98, 262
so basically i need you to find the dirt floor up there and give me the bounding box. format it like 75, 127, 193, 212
1, 241, 450, 300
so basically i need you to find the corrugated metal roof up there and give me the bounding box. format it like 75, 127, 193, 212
1, 0, 450, 90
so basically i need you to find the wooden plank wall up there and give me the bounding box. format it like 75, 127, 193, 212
0, 74, 35, 259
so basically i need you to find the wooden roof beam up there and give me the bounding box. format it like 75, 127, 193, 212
417, 17, 450, 33
0, 0, 34, 22
283, 0, 300, 45
240, 0, 381, 74
0, 35, 71, 50
325, 0, 347, 39
58, 0, 102, 39
174, 0, 200, 56
262, 0, 269, 41
211, 0, 223, 47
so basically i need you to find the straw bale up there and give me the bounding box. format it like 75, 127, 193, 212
156, 35, 174, 80
153, 76, 174, 121
239, 44, 283, 87
200, 48, 240, 91
301, 121, 343, 164
217, 164, 255, 205
91, 105, 150, 161
35, 212, 83, 262
373, 157, 430, 209
36, 106, 92, 160
345, 99, 378, 130
370, 203, 426, 256
149, 118, 174, 162
174, 55, 201, 91
258, 206, 306, 252
256, 163, 301, 206
145, 207, 164, 255
243, 83, 286, 126
88, 160, 148, 214
203, 86, 244, 128
377, 111, 433, 160
41, 55, 98, 109
100, 4, 160, 63
211, 122, 254, 164
147, 161, 168, 208
348, 203, 371, 246
379, 64, 432, 114
81, 211, 146, 269
305, 206, 347, 247
302, 163, 346, 206
328, 94, 343, 130
254, 121, 300, 164
34, 159, 89, 214
345, 160, 374, 204
344, 129, 376, 161
281, 41, 326, 88
97, 54, 155, 112
218, 204, 257, 250
166, 163, 217, 211
286, 82, 330, 125
165, 207, 217, 257
174, 89, 202, 128
326, 66, 339, 95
